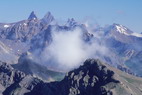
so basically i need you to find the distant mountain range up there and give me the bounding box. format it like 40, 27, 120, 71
0, 11, 142, 95
0, 11, 142, 75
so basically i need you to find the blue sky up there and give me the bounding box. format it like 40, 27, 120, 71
0, 0, 142, 32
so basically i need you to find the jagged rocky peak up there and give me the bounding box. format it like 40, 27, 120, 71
66, 18, 77, 26
43, 12, 54, 20
28, 11, 38, 20
66, 59, 117, 83
41, 12, 54, 24
1, 59, 142, 95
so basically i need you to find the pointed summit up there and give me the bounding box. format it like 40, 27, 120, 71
41, 12, 54, 25
112, 23, 133, 34
28, 11, 38, 20
43, 12, 54, 19
66, 18, 77, 27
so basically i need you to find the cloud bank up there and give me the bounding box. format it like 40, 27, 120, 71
38, 27, 109, 71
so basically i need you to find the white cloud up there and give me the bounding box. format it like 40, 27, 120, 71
37, 27, 109, 71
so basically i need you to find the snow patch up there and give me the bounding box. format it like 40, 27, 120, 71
115, 25, 142, 38
23, 23, 27, 26
131, 33, 142, 37
4, 25, 10, 28
115, 25, 128, 35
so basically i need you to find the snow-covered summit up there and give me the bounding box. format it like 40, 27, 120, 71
113, 24, 142, 38
113, 24, 132, 35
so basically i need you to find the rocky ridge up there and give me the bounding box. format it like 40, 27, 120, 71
0, 59, 142, 95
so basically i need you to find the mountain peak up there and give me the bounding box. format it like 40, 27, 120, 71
43, 12, 52, 18
112, 23, 133, 35
41, 12, 54, 24
28, 11, 38, 20
66, 18, 77, 27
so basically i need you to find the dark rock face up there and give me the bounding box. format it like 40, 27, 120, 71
0, 61, 41, 95
28, 11, 38, 20
24, 59, 120, 95
60, 59, 119, 95
41, 12, 55, 25
0, 59, 142, 95
0, 61, 25, 94
0, 62, 25, 88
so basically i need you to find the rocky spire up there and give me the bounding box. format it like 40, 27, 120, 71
28, 11, 38, 20
41, 12, 54, 25
66, 18, 77, 27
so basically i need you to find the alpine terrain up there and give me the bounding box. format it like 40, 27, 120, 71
0, 11, 142, 95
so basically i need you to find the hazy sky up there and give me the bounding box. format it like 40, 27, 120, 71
0, 0, 142, 32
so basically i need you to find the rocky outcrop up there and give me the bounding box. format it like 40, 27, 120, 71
25, 59, 142, 95
24, 59, 142, 95
1, 59, 141, 95
0, 61, 42, 95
